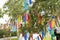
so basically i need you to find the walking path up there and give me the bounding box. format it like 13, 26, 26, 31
0, 36, 17, 40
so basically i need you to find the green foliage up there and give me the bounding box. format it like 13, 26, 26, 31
11, 31, 17, 36
29, 0, 60, 33
0, 29, 17, 38
31, 0, 60, 15
0, 30, 4, 38
3, 0, 60, 33
3, 0, 24, 19
0, 8, 4, 17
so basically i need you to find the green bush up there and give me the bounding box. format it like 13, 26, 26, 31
0, 30, 4, 38
0, 29, 17, 38
11, 31, 17, 36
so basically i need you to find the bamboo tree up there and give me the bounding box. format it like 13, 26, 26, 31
3, 0, 60, 38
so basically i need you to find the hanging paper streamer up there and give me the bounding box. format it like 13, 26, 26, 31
47, 23, 55, 40
26, 14, 29, 21
43, 33, 51, 40
10, 24, 17, 32
49, 21, 52, 29
52, 16, 55, 28
47, 26, 51, 34
18, 15, 21, 26
52, 19, 55, 28
26, 15, 28, 21
37, 36, 40, 40
27, 0, 35, 7
48, 23, 55, 40
49, 16, 56, 29
50, 29, 55, 40
42, 31, 45, 39
18, 15, 21, 22
24, 14, 30, 24
29, 0, 32, 4
24, 15, 26, 24
24, 14, 26, 24
27, 32, 30, 40
39, 35, 42, 40
24, 0, 29, 10
24, 32, 27, 40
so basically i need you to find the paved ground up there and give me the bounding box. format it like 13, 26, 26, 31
0, 36, 17, 40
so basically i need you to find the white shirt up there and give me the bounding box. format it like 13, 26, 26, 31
33, 33, 39, 40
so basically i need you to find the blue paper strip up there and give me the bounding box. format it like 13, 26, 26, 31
29, 0, 32, 4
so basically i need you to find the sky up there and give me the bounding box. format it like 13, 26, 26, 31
0, 14, 9, 24
0, 0, 8, 8
0, 0, 9, 24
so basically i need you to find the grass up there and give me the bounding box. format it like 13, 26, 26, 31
11, 38, 18, 40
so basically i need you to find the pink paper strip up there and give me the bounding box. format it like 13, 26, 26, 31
49, 21, 52, 29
